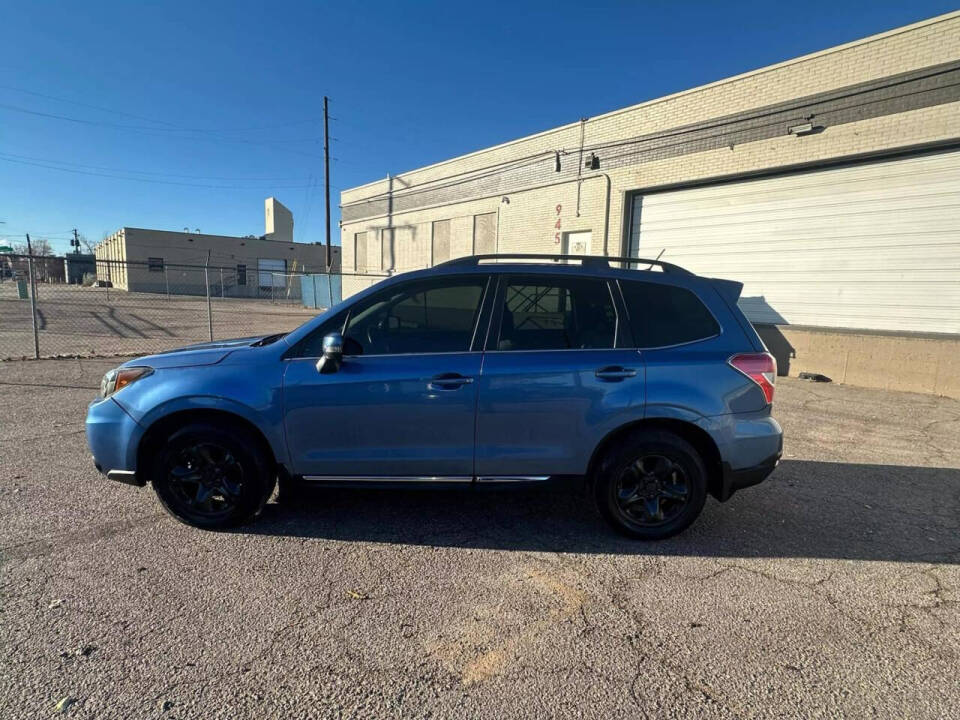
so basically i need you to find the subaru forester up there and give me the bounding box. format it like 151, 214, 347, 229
86, 254, 782, 540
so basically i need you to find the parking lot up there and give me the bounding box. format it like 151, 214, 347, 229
1, 358, 958, 719
0, 282, 319, 360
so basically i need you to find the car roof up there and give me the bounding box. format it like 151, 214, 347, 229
387, 254, 699, 286
435, 253, 691, 275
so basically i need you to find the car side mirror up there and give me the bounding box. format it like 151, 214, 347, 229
315, 331, 343, 374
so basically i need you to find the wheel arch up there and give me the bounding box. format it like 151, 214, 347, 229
136, 408, 278, 481
586, 418, 724, 500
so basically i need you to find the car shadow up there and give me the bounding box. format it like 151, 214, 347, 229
244, 459, 960, 564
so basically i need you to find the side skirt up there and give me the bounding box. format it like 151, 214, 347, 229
300, 475, 551, 489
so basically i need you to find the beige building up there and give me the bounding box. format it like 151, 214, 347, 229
96, 197, 340, 298
340, 12, 960, 397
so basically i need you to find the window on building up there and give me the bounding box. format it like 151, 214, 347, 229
343, 276, 487, 356
237, 264, 247, 286
497, 276, 617, 351
432, 220, 452, 265
619, 280, 720, 348
147, 257, 164, 272
354, 232, 368, 273
381, 229, 394, 272
473, 212, 496, 255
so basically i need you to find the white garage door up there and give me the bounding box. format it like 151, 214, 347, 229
258, 258, 286, 288
627, 150, 960, 334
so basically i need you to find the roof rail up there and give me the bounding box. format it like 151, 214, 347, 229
436, 253, 692, 275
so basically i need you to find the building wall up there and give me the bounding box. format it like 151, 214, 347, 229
95, 228, 340, 297
339, 11, 960, 302
265, 197, 294, 243
336, 12, 960, 397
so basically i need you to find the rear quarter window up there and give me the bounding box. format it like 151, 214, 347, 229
620, 280, 720, 348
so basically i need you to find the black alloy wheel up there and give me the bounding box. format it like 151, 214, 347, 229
151, 422, 273, 529
164, 442, 245, 522
614, 454, 690, 527
595, 429, 708, 540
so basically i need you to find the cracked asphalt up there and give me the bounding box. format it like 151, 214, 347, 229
1, 358, 959, 719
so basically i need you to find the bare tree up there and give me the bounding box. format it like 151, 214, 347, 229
11, 237, 53, 256
77, 233, 97, 254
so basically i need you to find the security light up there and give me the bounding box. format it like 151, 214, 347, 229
788, 122, 823, 136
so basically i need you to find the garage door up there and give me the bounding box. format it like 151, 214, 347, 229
626, 150, 960, 334
258, 258, 287, 289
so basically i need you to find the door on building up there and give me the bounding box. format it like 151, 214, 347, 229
282, 274, 492, 479
563, 230, 592, 256
473, 212, 497, 255
258, 258, 286, 293
624, 149, 960, 335
475, 273, 644, 478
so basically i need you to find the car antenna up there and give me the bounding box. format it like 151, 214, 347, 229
646, 248, 665, 271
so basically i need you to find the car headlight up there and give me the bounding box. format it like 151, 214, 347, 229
100, 366, 153, 399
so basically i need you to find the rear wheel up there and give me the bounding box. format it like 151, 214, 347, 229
150, 422, 273, 529
594, 429, 707, 540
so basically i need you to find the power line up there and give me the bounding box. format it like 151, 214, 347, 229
0, 150, 312, 182
0, 154, 343, 190
0, 84, 322, 134
0, 102, 324, 159
343, 150, 555, 205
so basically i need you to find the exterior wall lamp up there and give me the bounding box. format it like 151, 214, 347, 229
788, 122, 825, 136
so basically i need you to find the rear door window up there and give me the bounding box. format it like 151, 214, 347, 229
496, 276, 618, 351
620, 280, 720, 348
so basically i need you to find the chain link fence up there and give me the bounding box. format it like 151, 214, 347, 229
0, 254, 387, 360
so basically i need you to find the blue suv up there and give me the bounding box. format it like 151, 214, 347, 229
86, 254, 782, 540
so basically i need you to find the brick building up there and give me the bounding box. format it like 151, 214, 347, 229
339, 12, 960, 397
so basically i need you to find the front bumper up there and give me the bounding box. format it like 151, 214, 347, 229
86, 397, 146, 487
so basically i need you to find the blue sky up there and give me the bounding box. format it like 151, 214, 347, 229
1, 0, 955, 254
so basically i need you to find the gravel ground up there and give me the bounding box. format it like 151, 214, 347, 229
1, 358, 958, 719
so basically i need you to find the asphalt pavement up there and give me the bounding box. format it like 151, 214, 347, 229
1, 357, 958, 719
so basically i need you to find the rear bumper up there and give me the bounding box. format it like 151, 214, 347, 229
700, 411, 783, 501
718, 449, 781, 501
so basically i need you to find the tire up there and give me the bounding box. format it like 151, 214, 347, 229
594, 429, 708, 540
149, 422, 274, 530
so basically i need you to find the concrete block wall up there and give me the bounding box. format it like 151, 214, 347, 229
757, 325, 960, 399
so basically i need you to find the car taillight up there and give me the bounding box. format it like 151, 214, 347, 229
729, 352, 776, 404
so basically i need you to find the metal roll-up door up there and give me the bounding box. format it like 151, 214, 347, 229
626, 149, 960, 334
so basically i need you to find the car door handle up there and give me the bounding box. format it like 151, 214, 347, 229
428, 373, 474, 390
595, 366, 637, 381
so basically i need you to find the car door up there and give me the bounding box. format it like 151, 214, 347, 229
282, 274, 491, 479
475, 273, 645, 479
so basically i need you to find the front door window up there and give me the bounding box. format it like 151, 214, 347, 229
344, 277, 487, 355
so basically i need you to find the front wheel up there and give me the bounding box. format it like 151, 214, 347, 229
150, 422, 273, 529
594, 430, 707, 540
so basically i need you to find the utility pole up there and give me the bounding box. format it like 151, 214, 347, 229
72, 228, 80, 255
25, 234, 40, 359
204, 249, 213, 342
323, 95, 332, 269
